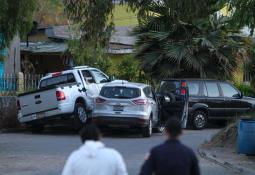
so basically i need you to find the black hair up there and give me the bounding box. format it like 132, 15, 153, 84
165, 118, 182, 138
79, 123, 101, 143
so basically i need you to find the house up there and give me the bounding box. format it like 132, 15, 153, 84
20, 25, 135, 75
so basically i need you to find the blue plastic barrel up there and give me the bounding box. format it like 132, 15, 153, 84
238, 119, 255, 155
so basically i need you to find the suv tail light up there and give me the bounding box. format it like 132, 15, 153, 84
17, 100, 21, 110
56, 91, 66, 101
132, 99, 147, 105
95, 97, 106, 104
181, 88, 187, 95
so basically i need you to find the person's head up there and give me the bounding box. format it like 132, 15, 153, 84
165, 118, 182, 139
79, 123, 101, 143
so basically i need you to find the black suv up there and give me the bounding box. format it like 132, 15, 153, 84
158, 79, 255, 129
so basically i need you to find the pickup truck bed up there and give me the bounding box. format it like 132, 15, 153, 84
18, 83, 81, 124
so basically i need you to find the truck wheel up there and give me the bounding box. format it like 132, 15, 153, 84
142, 118, 152, 137
74, 103, 88, 127
192, 110, 207, 130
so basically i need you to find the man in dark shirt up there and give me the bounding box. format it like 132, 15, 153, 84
139, 118, 200, 175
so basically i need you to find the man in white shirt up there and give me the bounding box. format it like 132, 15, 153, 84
62, 124, 128, 175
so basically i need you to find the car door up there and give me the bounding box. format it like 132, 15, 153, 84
158, 80, 188, 124
80, 70, 100, 106
219, 82, 250, 116
204, 81, 225, 117
144, 86, 158, 123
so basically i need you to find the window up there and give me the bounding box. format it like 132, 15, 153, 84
143, 86, 153, 98
39, 73, 76, 89
100, 86, 141, 99
82, 70, 95, 84
90, 70, 109, 83
220, 83, 239, 98
205, 82, 220, 97
187, 81, 200, 96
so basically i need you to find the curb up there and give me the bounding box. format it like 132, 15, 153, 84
198, 148, 255, 175
0, 127, 26, 133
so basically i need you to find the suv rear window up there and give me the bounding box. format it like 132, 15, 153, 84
39, 73, 76, 89
100, 86, 141, 99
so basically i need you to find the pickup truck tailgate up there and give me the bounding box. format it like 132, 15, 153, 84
19, 88, 58, 116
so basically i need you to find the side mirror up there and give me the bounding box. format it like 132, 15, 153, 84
109, 75, 115, 82
233, 92, 243, 99
240, 92, 243, 98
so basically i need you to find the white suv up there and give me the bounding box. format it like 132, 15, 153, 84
92, 82, 159, 137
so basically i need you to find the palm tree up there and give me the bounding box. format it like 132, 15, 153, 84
134, 1, 247, 81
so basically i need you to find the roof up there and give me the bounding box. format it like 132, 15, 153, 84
45, 26, 72, 40
44, 25, 135, 45
20, 42, 67, 54
21, 26, 136, 54
104, 81, 149, 88
21, 41, 133, 54
162, 78, 218, 81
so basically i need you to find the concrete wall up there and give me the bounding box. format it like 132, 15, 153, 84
0, 96, 19, 129
4, 36, 21, 74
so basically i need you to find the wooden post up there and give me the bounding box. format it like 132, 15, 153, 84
17, 72, 24, 94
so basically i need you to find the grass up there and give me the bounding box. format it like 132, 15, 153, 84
112, 5, 138, 26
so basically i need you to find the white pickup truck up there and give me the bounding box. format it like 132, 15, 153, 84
17, 66, 114, 132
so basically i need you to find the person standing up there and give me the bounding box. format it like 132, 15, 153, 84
139, 118, 200, 175
62, 124, 128, 175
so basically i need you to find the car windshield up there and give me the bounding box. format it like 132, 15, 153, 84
100, 86, 141, 99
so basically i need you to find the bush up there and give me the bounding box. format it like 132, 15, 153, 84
235, 83, 255, 97
116, 55, 140, 82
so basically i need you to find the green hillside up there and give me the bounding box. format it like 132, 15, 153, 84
113, 5, 138, 26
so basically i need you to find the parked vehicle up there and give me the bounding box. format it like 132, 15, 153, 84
92, 82, 160, 137
17, 66, 114, 132
158, 79, 255, 130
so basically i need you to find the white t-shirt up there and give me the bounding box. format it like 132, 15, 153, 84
62, 141, 128, 175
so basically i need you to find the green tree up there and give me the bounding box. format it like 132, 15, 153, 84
34, 0, 67, 26
0, 0, 36, 52
63, 0, 116, 71
226, 0, 255, 36
63, 0, 114, 47
67, 40, 112, 74
133, 1, 247, 80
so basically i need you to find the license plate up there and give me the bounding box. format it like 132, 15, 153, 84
113, 105, 124, 111
36, 112, 45, 119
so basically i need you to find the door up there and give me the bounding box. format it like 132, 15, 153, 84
89, 69, 110, 90
144, 86, 158, 122
81, 70, 100, 106
219, 82, 250, 116
204, 81, 225, 117
158, 80, 188, 123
